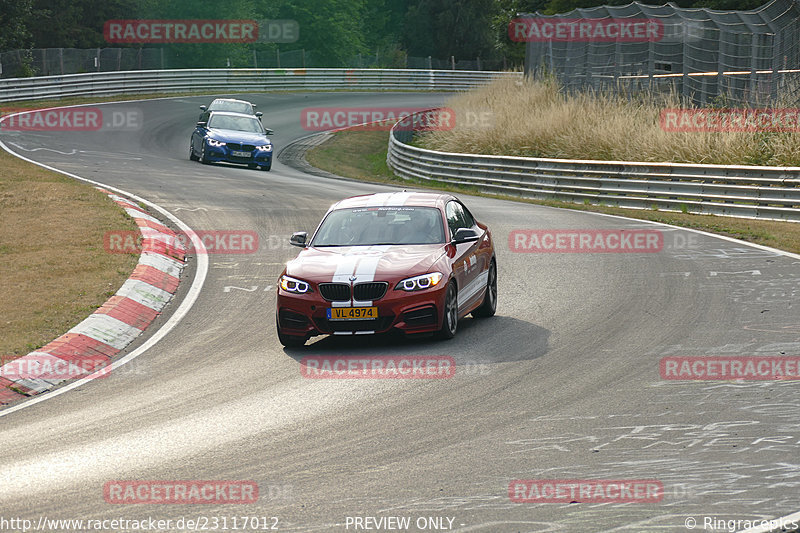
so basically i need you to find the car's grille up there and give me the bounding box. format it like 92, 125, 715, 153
227, 143, 255, 151
314, 316, 395, 333
402, 305, 437, 327
353, 282, 388, 301
319, 282, 388, 301
319, 283, 351, 302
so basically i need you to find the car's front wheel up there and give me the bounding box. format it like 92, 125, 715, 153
276, 318, 306, 347
437, 281, 458, 339
278, 329, 306, 348
260, 161, 271, 171
472, 259, 497, 318
200, 144, 211, 165
189, 142, 199, 161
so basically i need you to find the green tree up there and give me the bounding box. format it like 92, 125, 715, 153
492, 0, 550, 67
254, 0, 368, 67
0, 0, 33, 51
403, 0, 499, 62
28, 0, 141, 48
133, 0, 255, 68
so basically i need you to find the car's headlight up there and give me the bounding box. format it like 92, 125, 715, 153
395, 272, 443, 292
206, 138, 226, 147
256, 144, 273, 152
280, 275, 311, 294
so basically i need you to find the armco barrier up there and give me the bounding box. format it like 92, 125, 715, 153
4, 68, 798, 222
0, 68, 519, 103
387, 109, 800, 222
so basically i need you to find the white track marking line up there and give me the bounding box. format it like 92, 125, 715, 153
576, 208, 800, 261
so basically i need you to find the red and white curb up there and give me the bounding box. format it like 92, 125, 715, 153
0, 188, 185, 405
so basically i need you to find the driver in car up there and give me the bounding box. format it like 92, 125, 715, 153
400, 213, 439, 244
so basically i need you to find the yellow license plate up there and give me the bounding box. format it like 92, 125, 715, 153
327, 307, 378, 320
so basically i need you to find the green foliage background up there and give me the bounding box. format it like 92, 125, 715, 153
2, 0, 770, 68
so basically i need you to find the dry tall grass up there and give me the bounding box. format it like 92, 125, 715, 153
421, 76, 800, 166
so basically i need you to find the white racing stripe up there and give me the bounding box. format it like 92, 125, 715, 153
352, 245, 391, 306
330, 251, 361, 308
457, 270, 490, 311
329, 245, 391, 306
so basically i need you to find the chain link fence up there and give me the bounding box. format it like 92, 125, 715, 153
1, 47, 507, 79
521, 0, 800, 107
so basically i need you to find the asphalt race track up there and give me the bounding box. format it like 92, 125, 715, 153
1, 92, 799, 532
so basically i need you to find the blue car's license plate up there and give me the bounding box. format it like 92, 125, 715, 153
232, 150, 250, 158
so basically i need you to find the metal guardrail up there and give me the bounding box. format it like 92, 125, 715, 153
0, 68, 520, 103
5, 68, 798, 221
387, 110, 800, 222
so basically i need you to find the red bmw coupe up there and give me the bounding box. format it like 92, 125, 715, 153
275, 191, 497, 347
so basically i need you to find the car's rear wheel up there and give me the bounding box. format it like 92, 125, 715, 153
189, 142, 199, 161
437, 281, 458, 339
472, 259, 497, 318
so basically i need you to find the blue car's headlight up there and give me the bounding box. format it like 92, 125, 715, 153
256, 144, 273, 152
395, 272, 443, 292
206, 138, 226, 147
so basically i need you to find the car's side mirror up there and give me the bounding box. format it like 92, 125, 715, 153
452, 227, 480, 244
290, 232, 307, 247
197, 121, 207, 128
199, 105, 207, 111
265, 128, 274, 135
256, 111, 263, 118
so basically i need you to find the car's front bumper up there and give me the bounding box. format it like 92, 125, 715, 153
276, 283, 447, 338
205, 143, 272, 166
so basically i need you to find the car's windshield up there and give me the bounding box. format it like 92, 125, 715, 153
209, 100, 252, 114
312, 207, 445, 246
207, 114, 263, 134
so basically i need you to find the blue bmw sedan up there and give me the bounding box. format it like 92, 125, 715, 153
190, 111, 274, 171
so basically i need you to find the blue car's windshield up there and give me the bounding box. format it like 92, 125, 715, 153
312, 207, 445, 246
208, 115, 263, 134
